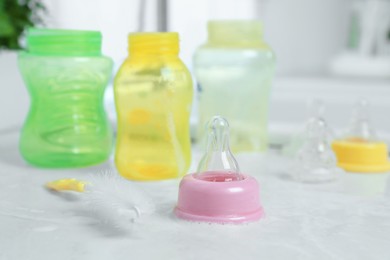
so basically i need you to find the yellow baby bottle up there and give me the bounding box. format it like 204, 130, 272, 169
114, 33, 193, 181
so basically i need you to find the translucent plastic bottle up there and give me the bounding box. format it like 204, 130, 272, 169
18, 29, 113, 167
114, 33, 193, 181
194, 21, 275, 152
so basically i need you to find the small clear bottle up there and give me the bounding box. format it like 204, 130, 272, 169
18, 28, 113, 167
194, 20, 276, 152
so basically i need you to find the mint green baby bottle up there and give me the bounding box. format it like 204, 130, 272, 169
18, 28, 113, 167
194, 21, 276, 152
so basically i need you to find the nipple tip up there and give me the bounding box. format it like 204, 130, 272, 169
209, 116, 229, 130
306, 118, 328, 138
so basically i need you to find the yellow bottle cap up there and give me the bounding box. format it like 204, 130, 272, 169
332, 139, 390, 173
128, 32, 179, 56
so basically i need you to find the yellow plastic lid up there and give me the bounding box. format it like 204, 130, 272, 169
206, 20, 269, 48
332, 138, 390, 173
128, 32, 179, 56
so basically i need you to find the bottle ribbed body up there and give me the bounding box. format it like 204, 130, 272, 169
114, 32, 193, 180
18, 29, 113, 167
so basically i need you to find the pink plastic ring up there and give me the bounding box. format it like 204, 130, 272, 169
175, 173, 264, 224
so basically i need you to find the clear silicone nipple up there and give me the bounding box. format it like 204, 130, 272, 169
195, 116, 243, 182
344, 99, 376, 142
292, 113, 342, 182
283, 99, 330, 157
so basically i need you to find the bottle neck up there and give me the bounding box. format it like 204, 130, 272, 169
207, 20, 264, 47
26, 28, 102, 56
128, 32, 179, 57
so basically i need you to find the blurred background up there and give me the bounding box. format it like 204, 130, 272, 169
1, 0, 390, 148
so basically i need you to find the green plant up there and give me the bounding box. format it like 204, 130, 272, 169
0, 0, 45, 50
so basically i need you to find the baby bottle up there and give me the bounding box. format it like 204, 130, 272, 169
194, 20, 275, 152
332, 100, 390, 173
114, 33, 193, 181
18, 28, 113, 168
175, 116, 264, 223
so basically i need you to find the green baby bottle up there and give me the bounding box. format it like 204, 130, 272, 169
18, 28, 113, 168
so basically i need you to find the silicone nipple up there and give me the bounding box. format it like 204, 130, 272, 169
283, 99, 331, 157
175, 116, 264, 223
345, 99, 376, 142
292, 115, 341, 182
332, 99, 390, 172
195, 116, 242, 182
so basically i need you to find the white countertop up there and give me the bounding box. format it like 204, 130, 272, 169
1, 128, 390, 260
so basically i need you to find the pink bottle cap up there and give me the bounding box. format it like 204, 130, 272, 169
174, 116, 264, 223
